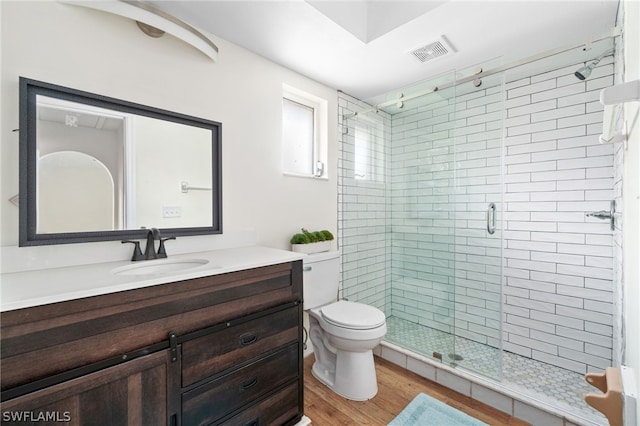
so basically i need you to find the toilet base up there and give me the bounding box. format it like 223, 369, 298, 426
312, 349, 378, 401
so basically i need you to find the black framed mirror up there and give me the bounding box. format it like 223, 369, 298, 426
19, 77, 222, 246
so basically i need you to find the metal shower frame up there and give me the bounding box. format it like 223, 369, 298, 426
345, 26, 622, 118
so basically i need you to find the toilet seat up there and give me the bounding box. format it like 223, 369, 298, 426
320, 300, 386, 330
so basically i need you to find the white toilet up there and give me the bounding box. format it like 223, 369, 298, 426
303, 251, 387, 401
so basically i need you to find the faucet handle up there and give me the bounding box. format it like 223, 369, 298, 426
122, 240, 144, 261
157, 236, 176, 259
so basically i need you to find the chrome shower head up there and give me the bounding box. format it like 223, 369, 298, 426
575, 48, 614, 80
574, 64, 594, 80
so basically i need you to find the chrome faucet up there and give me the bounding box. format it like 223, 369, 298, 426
122, 228, 176, 261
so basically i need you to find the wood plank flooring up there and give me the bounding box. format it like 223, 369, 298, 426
303, 355, 530, 425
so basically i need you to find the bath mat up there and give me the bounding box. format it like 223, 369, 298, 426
388, 393, 488, 426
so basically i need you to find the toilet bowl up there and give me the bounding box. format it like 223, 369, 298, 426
303, 252, 387, 401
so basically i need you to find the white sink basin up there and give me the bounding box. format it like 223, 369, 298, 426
111, 258, 212, 276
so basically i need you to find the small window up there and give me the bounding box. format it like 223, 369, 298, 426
282, 85, 328, 179
354, 121, 384, 182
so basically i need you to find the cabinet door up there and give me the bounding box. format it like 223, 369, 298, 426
1, 350, 179, 426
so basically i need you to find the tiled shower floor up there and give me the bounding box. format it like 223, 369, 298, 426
385, 316, 607, 425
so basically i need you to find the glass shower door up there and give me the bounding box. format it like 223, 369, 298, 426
340, 63, 504, 381
380, 72, 458, 367
450, 62, 504, 378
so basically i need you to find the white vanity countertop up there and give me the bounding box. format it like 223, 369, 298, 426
0, 246, 305, 312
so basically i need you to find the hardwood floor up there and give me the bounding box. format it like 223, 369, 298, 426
303, 355, 530, 425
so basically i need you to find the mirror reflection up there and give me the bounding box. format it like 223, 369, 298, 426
20, 78, 222, 246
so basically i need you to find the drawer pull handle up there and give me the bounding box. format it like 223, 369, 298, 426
239, 332, 258, 346
243, 419, 259, 426
240, 377, 258, 391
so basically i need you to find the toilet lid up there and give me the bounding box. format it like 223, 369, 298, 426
320, 300, 386, 330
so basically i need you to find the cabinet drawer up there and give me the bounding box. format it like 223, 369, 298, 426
218, 382, 300, 426
182, 305, 299, 387
182, 344, 298, 426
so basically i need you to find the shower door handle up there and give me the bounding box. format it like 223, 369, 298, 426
487, 203, 496, 235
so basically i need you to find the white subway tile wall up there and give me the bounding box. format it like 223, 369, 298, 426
502, 57, 614, 374
337, 55, 615, 375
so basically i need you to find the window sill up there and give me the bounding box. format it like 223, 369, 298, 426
283, 172, 328, 181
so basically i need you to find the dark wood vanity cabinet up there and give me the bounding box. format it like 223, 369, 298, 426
0, 260, 304, 425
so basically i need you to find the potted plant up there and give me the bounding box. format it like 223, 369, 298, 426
290, 228, 334, 254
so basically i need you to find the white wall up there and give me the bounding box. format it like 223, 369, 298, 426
133, 117, 212, 229
0, 1, 338, 262
38, 151, 115, 232
622, 0, 640, 418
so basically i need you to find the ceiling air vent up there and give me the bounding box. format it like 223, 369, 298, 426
409, 36, 455, 63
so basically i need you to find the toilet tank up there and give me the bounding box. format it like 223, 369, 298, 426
302, 251, 340, 310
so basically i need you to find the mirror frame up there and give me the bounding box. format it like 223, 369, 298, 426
19, 77, 222, 246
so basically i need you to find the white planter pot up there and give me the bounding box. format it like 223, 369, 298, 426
291, 241, 331, 254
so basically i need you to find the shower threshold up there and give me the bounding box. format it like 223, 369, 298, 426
384, 316, 607, 425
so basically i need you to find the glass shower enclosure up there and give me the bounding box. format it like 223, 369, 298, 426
339, 61, 505, 380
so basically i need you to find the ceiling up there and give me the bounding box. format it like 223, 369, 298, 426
151, 0, 620, 101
